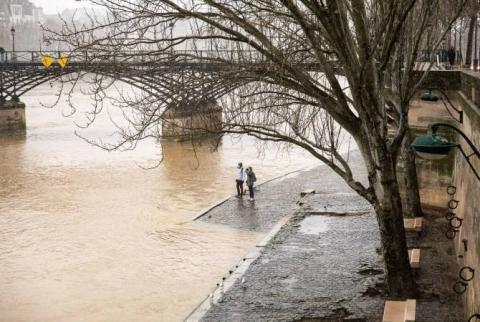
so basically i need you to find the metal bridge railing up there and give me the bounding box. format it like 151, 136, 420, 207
0, 50, 272, 65
0, 51, 74, 63
0, 49, 455, 66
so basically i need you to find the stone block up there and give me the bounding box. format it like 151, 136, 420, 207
404, 218, 423, 233
382, 299, 416, 322
408, 248, 421, 269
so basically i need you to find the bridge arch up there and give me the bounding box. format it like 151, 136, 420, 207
1, 52, 242, 136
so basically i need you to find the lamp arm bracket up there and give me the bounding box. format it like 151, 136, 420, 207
432, 88, 463, 113
440, 97, 463, 123
457, 145, 480, 181
429, 87, 463, 123
430, 123, 480, 181
432, 123, 480, 159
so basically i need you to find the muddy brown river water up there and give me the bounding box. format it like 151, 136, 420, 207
0, 84, 318, 321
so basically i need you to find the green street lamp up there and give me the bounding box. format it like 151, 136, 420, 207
421, 89, 439, 102
412, 123, 480, 181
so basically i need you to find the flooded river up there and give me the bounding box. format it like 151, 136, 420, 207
0, 84, 319, 321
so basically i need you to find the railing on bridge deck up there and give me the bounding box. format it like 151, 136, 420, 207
0, 48, 452, 66
0, 50, 275, 65
0, 49, 332, 68
0, 51, 77, 63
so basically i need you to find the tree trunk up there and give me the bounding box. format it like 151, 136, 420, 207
357, 133, 416, 297
475, 18, 478, 67
459, 18, 463, 65
374, 159, 417, 297
454, 25, 457, 65
465, 15, 477, 67
401, 127, 424, 217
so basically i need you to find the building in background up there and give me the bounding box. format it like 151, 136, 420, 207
0, 0, 46, 50
9, 0, 45, 24
0, 0, 11, 50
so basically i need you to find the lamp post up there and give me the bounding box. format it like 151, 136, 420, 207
10, 26, 15, 54
420, 89, 439, 102
0, 47, 4, 105
10, 26, 17, 101
412, 123, 480, 181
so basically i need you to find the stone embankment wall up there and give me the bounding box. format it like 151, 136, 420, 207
406, 71, 461, 209
414, 70, 480, 318
452, 72, 480, 318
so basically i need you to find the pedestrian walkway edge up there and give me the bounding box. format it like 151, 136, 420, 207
184, 212, 296, 322
191, 167, 309, 221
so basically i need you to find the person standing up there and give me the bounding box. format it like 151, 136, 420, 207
235, 162, 244, 197
447, 47, 456, 68
245, 166, 257, 201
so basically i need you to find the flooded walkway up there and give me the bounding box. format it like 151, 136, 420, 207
188, 152, 389, 321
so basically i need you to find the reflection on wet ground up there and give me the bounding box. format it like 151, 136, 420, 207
0, 84, 319, 321
299, 216, 329, 234
201, 211, 385, 321
200, 154, 384, 321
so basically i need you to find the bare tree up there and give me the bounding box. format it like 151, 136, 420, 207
47, 0, 466, 296
464, 0, 479, 67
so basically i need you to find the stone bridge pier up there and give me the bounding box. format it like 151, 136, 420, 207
161, 98, 223, 140
0, 99, 26, 134
0, 96, 223, 138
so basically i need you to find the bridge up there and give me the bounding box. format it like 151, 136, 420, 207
0, 50, 330, 136
0, 50, 252, 101
0, 50, 245, 136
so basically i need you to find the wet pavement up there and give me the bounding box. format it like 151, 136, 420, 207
197, 151, 368, 232
200, 207, 385, 321
194, 152, 388, 321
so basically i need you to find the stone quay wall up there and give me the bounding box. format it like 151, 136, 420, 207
452, 73, 480, 318
403, 71, 460, 209
415, 70, 480, 318
413, 70, 462, 91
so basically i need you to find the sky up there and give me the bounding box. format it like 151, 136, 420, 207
30, 0, 86, 15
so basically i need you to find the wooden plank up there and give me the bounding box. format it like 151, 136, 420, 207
414, 218, 423, 232
404, 218, 415, 231
383, 300, 406, 322
404, 218, 423, 233
404, 299, 416, 322
408, 249, 421, 269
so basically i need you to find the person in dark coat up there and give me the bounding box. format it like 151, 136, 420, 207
447, 47, 456, 68
245, 166, 257, 201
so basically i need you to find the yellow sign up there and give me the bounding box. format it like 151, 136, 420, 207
41, 54, 53, 68
57, 54, 69, 68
